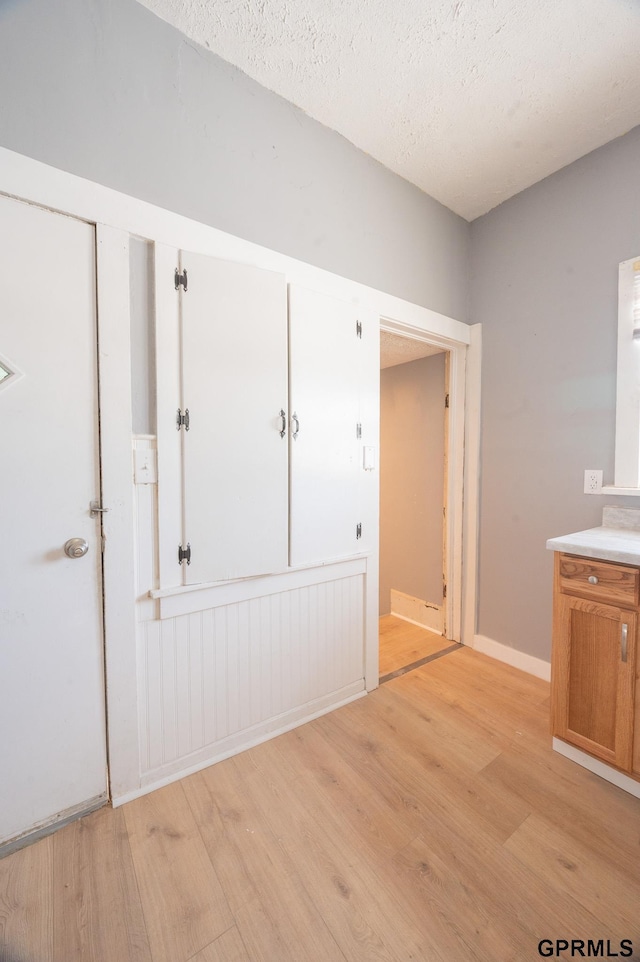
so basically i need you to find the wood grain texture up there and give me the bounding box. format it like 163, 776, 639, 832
53, 806, 151, 962
558, 554, 639, 607
3, 645, 640, 961
0, 833, 53, 962
378, 614, 449, 675
187, 927, 248, 962
182, 762, 346, 962
552, 552, 638, 771
123, 781, 232, 962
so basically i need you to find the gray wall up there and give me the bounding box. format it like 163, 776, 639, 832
0, 0, 469, 320
471, 127, 640, 662
379, 354, 445, 615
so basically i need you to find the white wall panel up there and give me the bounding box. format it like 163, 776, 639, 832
134, 436, 159, 621
137, 574, 364, 779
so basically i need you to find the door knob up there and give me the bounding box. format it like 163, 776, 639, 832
64, 538, 89, 559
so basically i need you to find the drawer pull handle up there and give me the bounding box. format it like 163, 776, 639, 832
621, 623, 628, 663
588, 575, 599, 584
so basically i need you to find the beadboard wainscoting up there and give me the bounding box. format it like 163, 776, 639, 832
129, 436, 367, 799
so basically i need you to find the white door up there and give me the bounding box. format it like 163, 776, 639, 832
0, 196, 107, 846
289, 285, 362, 566
179, 251, 289, 583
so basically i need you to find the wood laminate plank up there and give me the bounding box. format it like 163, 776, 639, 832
123, 781, 232, 962
399, 654, 551, 752
182, 762, 347, 962
0, 834, 53, 962
235, 739, 450, 962
317, 692, 531, 846
188, 926, 248, 962
52, 806, 151, 962
3, 645, 640, 962
391, 823, 622, 956
378, 615, 448, 675
266, 720, 418, 857
504, 812, 640, 933
479, 739, 640, 861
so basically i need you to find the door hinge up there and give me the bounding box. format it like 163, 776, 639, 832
356, 320, 362, 338
356, 423, 362, 439
176, 408, 190, 431
178, 543, 191, 566
356, 523, 362, 540
445, 393, 450, 408
175, 267, 188, 291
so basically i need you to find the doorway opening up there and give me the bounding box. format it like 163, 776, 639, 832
378, 329, 459, 681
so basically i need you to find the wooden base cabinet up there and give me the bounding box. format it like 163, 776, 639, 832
551, 553, 639, 775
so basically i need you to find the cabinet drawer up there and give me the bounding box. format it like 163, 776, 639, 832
558, 555, 639, 606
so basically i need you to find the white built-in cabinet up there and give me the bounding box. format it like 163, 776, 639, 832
179, 252, 289, 583
157, 247, 375, 589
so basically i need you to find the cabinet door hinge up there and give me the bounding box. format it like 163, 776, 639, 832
356, 523, 362, 540
175, 268, 188, 291
178, 543, 191, 566
176, 408, 190, 431
356, 423, 362, 439
356, 320, 362, 338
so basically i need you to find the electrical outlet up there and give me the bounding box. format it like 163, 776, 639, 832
584, 469, 603, 494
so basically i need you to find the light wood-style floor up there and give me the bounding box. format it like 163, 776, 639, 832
2, 645, 640, 962
379, 614, 451, 675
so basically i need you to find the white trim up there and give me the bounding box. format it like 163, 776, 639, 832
379, 319, 468, 647
391, 613, 444, 635
390, 589, 443, 634
0, 147, 470, 346
154, 242, 183, 591
473, 633, 551, 681
462, 325, 482, 646
154, 557, 367, 619
96, 226, 141, 799
613, 256, 640, 488
602, 485, 640, 497
113, 684, 366, 807
553, 738, 640, 799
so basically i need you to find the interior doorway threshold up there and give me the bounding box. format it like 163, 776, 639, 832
379, 642, 462, 685
0, 792, 108, 860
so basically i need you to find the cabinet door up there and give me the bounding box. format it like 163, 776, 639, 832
288, 285, 362, 567
551, 593, 636, 770
180, 251, 288, 583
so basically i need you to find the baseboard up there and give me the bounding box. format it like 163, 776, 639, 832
553, 738, 640, 799
390, 589, 443, 635
473, 634, 551, 681
0, 793, 107, 858
113, 683, 366, 807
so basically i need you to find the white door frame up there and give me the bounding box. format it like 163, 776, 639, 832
0, 145, 480, 801
378, 320, 467, 645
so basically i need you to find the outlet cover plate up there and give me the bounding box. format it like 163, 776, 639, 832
584, 469, 603, 494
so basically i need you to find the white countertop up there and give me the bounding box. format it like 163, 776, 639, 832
547, 506, 640, 564
546, 526, 640, 566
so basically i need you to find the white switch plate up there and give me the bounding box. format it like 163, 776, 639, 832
584, 469, 603, 494
363, 446, 376, 471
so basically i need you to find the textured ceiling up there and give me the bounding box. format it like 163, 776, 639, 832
380, 331, 443, 369
136, 0, 640, 220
